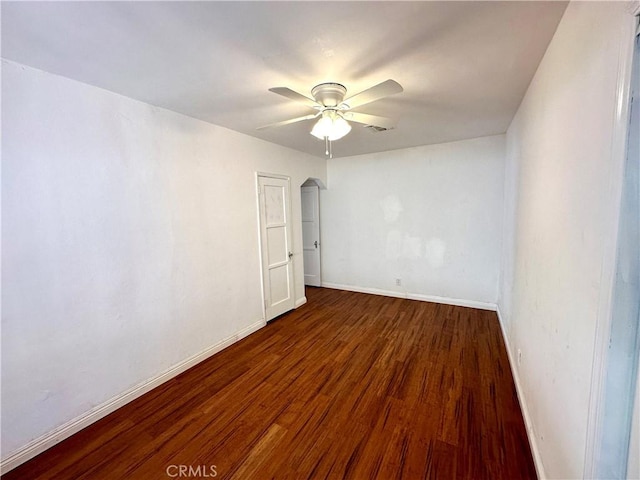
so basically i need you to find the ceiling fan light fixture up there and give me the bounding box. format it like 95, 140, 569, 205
310, 112, 333, 139
329, 115, 351, 141
310, 110, 351, 141
261, 79, 402, 156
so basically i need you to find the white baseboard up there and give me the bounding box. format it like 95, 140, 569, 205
295, 296, 307, 308
496, 306, 546, 479
0, 318, 266, 475
237, 318, 267, 341
321, 282, 497, 311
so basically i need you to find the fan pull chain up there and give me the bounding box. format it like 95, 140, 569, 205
329, 139, 333, 159
325, 137, 329, 156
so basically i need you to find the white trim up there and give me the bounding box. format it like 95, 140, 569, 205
237, 319, 267, 341
496, 306, 547, 479
0, 319, 266, 475
255, 171, 291, 181
255, 172, 267, 323
584, 5, 639, 476
295, 296, 307, 308
321, 282, 496, 311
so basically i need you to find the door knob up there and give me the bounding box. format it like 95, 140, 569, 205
288, 251, 293, 259
314, 241, 318, 248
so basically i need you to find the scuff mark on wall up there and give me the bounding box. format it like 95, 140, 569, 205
386, 231, 423, 259
402, 234, 423, 259
379, 194, 403, 222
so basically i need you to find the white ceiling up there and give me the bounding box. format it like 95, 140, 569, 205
2, 1, 567, 159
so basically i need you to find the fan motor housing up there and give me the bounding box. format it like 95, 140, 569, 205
311, 83, 347, 108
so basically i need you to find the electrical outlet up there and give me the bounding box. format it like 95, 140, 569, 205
395, 278, 402, 286
517, 349, 522, 367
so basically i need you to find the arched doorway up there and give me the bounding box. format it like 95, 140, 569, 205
301, 178, 324, 287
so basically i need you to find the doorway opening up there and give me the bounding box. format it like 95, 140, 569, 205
301, 178, 324, 287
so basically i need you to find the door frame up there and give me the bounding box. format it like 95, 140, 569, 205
584, 5, 640, 477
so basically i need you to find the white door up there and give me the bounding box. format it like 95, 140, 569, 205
258, 175, 295, 320
301, 185, 321, 287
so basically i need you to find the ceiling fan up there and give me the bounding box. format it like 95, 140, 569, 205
258, 79, 403, 157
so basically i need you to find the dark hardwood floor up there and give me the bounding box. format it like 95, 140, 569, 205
3, 287, 536, 479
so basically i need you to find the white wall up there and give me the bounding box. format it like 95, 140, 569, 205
1, 59, 325, 462
498, 3, 635, 478
321, 135, 505, 306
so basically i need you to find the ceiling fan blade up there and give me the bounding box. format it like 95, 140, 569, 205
269, 87, 319, 109
257, 113, 319, 130
343, 112, 396, 129
342, 79, 403, 109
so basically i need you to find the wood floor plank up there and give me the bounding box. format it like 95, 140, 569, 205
3, 287, 536, 479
